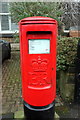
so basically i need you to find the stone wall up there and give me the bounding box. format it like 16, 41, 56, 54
58, 66, 75, 102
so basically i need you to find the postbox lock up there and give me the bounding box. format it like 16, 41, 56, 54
52, 68, 54, 70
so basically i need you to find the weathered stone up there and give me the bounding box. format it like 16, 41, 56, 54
67, 74, 75, 84
59, 70, 75, 102
68, 67, 75, 73
14, 111, 24, 119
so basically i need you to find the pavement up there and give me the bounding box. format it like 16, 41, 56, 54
2, 51, 23, 114
60, 103, 80, 119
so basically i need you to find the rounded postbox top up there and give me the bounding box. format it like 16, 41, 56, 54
19, 16, 57, 24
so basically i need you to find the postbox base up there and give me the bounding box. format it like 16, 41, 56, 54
23, 101, 55, 120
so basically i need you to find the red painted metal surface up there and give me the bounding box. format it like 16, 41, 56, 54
19, 16, 57, 106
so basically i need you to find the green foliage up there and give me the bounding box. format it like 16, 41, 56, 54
57, 37, 80, 71
9, 2, 63, 26
13, 32, 19, 43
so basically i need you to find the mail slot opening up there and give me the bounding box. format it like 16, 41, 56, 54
27, 31, 52, 34
28, 39, 50, 54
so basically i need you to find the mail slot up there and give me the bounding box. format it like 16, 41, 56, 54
19, 16, 58, 120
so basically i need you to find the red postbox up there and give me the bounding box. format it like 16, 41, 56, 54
19, 16, 57, 120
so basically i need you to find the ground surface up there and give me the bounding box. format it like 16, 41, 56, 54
2, 51, 80, 119
2, 51, 23, 114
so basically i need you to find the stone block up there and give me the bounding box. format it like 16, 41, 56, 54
59, 71, 75, 102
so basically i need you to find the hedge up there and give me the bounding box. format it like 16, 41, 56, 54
57, 36, 80, 71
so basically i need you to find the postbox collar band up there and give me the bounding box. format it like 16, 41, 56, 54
23, 101, 55, 111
